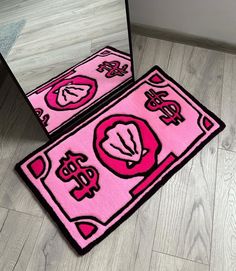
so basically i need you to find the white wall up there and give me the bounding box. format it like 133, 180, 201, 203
129, 0, 236, 45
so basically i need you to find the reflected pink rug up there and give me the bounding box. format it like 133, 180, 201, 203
26, 47, 133, 137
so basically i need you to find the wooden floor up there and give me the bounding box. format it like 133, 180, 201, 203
1, 0, 236, 270
1, 0, 130, 92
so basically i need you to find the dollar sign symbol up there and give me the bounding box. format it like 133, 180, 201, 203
145, 89, 185, 126
56, 151, 99, 201
35, 108, 50, 127
97, 61, 128, 78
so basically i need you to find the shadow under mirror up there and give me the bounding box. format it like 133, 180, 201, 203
0, 54, 47, 143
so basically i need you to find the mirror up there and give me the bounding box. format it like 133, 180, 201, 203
0, 0, 134, 137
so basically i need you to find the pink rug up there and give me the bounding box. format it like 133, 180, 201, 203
26, 46, 133, 137
15, 65, 225, 254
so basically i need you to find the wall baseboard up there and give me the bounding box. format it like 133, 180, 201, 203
131, 23, 236, 54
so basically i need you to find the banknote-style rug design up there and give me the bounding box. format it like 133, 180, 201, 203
26, 46, 133, 137
15, 66, 225, 254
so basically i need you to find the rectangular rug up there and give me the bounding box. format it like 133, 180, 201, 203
15, 66, 225, 254
26, 46, 133, 137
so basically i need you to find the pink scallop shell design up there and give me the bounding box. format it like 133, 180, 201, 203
94, 115, 162, 178
45, 75, 97, 111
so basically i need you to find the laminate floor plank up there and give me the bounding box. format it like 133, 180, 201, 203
153, 45, 225, 264
150, 251, 209, 271
219, 53, 236, 152
26, 215, 137, 271
210, 149, 236, 271
0, 0, 129, 92
0, 209, 43, 271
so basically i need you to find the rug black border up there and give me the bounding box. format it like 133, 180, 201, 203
15, 65, 226, 255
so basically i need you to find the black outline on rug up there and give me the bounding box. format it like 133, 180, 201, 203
15, 65, 225, 255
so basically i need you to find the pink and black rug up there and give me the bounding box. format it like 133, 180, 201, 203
26, 47, 133, 137
15, 60, 225, 254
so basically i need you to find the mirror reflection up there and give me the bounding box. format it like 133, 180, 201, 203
0, 0, 133, 136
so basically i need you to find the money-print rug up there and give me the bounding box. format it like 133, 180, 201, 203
26, 46, 133, 137
15, 66, 225, 254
